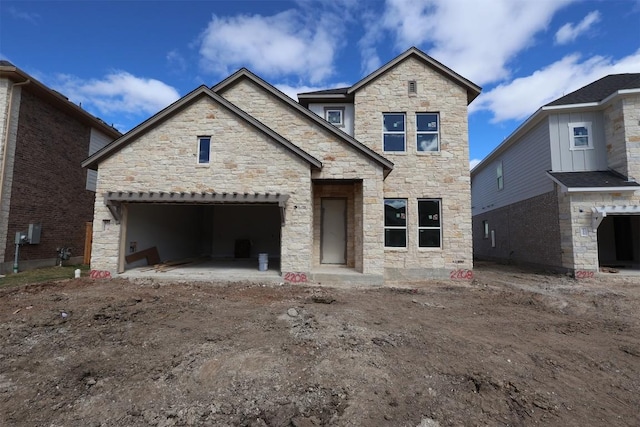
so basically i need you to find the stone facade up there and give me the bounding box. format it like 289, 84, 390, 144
92, 95, 313, 273
353, 57, 473, 278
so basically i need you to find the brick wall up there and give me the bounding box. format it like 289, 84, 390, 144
472, 190, 563, 270
3, 87, 93, 269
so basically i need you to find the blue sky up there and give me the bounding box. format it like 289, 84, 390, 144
1, 0, 639, 167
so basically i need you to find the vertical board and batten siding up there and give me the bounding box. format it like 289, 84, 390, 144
307, 103, 355, 136
548, 111, 607, 172
472, 119, 553, 215
86, 128, 115, 191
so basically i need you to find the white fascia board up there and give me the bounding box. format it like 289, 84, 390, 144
565, 186, 639, 193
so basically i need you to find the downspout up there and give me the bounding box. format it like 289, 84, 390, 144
0, 78, 30, 267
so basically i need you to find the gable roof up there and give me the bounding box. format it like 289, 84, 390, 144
0, 60, 121, 138
82, 85, 322, 170
472, 73, 640, 176
546, 73, 640, 106
297, 47, 482, 105
212, 68, 394, 174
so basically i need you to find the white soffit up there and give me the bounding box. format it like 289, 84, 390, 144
591, 205, 640, 230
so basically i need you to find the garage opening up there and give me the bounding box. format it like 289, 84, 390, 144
597, 215, 640, 270
123, 203, 282, 273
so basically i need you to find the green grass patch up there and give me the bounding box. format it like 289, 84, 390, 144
0, 264, 90, 287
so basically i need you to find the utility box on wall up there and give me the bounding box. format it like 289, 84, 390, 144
28, 223, 41, 244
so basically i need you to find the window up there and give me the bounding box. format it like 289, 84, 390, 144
325, 108, 344, 127
383, 113, 405, 152
497, 161, 503, 190
384, 198, 407, 247
569, 122, 593, 149
483, 220, 489, 239
418, 199, 441, 248
198, 136, 211, 164
417, 113, 439, 152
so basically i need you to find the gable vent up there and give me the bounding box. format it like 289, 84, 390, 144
408, 80, 417, 94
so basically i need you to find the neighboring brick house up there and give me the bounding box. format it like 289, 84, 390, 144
471, 74, 640, 274
0, 61, 121, 273
83, 47, 480, 282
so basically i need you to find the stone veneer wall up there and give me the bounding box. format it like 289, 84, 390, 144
605, 94, 640, 181
472, 190, 563, 270
353, 56, 473, 278
219, 80, 385, 275
92, 96, 312, 274
0, 79, 17, 265
558, 190, 640, 272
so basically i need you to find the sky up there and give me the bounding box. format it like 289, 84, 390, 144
1, 0, 640, 168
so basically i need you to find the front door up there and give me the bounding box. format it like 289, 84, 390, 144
321, 198, 346, 264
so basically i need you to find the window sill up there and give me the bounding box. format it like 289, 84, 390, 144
418, 247, 442, 251
569, 146, 594, 151
383, 151, 408, 155
416, 151, 441, 155
384, 247, 408, 252
195, 164, 211, 168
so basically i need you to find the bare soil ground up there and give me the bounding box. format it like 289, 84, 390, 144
1, 263, 639, 427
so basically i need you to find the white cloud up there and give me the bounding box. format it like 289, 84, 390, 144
8, 7, 40, 25
166, 50, 187, 73
471, 49, 640, 122
469, 158, 481, 170
54, 71, 181, 117
378, 0, 574, 85
555, 11, 601, 45
198, 9, 342, 83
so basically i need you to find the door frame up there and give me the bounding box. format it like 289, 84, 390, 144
320, 197, 347, 264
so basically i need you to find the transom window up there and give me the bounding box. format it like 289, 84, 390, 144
569, 122, 593, 149
198, 136, 211, 164
383, 113, 406, 152
325, 107, 344, 127
418, 199, 441, 248
384, 198, 407, 247
417, 113, 439, 152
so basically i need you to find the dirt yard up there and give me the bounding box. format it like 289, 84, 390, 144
1, 263, 638, 427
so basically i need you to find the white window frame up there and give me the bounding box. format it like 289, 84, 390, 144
483, 220, 489, 239
497, 161, 504, 190
324, 107, 344, 127
418, 199, 442, 248
384, 198, 407, 248
569, 122, 593, 150
382, 113, 406, 152
197, 136, 211, 165
416, 113, 440, 152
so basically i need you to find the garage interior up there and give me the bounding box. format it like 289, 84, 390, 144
597, 215, 640, 270
121, 201, 282, 275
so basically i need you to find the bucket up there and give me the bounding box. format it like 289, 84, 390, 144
258, 253, 268, 271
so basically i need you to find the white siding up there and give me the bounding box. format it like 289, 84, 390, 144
549, 111, 607, 171
472, 119, 553, 215
307, 103, 354, 136
86, 128, 114, 191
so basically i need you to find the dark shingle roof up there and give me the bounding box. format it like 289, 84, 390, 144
548, 171, 640, 188
0, 60, 15, 67
546, 74, 640, 106
297, 87, 349, 96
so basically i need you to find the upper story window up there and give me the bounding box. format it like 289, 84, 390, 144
416, 113, 440, 152
198, 136, 211, 164
569, 122, 593, 150
497, 161, 504, 190
383, 113, 406, 152
384, 198, 407, 248
325, 107, 344, 127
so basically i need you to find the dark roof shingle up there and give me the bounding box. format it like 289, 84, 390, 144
548, 171, 640, 188
546, 74, 640, 106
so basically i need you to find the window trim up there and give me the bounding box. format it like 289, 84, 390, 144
568, 122, 593, 150
417, 198, 442, 249
384, 198, 407, 249
197, 136, 211, 165
496, 161, 504, 190
382, 113, 406, 153
416, 112, 440, 152
324, 107, 345, 127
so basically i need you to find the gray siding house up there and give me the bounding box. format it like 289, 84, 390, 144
471, 74, 640, 274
